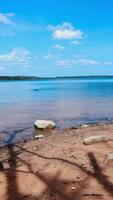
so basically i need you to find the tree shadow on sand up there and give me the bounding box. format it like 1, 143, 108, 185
1, 131, 113, 199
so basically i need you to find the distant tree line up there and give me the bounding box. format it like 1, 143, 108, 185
0, 75, 113, 81
0, 76, 40, 80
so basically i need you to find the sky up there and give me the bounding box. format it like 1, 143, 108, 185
0, 0, 113, 77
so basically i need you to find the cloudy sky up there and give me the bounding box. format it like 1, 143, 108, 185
0, 0, 113, 77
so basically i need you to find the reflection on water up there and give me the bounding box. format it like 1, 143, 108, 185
0, 78, 113, 133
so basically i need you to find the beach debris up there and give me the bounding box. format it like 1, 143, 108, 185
71, 155, 77, 159
34, 120, 56, 129
35, 134, 45, 139
107, 153, 113, 161
83, 135, 110, 145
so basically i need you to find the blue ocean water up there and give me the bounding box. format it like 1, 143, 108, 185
0, 77, 113, 133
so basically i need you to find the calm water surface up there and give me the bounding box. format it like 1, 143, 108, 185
0, 78, 113, 142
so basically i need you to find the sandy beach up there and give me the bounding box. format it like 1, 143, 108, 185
1, 0, 113, 199
1, 122, 113, 200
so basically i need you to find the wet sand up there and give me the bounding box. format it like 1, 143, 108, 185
1, 123, 113, 199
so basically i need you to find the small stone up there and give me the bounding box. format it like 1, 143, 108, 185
32, 146, 37, 150
83, 135, 110, 145
80, 164, 87, 169
107, 153, 113, 160
35, 134, 45, 139
71, 187, 76, 190
81, 124, 89, 128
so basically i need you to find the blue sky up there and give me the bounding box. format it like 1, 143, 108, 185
0, 0, 113, 77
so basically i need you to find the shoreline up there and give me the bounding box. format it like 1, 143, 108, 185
1, 122, 113, 199
1, 120, 113, 147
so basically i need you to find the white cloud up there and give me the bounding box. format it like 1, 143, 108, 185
71, 40, 81, 45
73, 58, 100, 66
43, 53, 104, 68
0, 48, 31, 68
56, 59, 71, 67
0, 66, 4, 70
6, 13, 15, 17
103, 62, 113, 66
43, 53, 53, 60
53, 44, 64, 50
73, 59, 113, 66
0, 13, 15, 26
48, 22, 83, 40
55, 57, 100, 67
43, 52, 113, 68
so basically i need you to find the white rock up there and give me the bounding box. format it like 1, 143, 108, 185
107, 153, 113, 161
32, 146, 37, 150
81, 124, 89, 128
35, 134, 45, 139
83, 135, 110, 145
34, 120, 56, 129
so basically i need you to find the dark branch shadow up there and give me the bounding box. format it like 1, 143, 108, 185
1, 130, 113, 199
5, 144, 23, 200
88, 152, 113, 196
15, 144, 113, 197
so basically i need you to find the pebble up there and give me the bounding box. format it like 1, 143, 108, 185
35, 134, 45, 139
107, 153, 113, 160
32, 146, 38, 150
81, 124, 89, 128
71, 187, 76, 190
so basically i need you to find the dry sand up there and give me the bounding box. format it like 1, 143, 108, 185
1, 123, 113, 200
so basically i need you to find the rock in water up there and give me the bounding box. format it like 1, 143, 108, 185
34, 120, 56, 129
83, 135, 110, 145
34, 89, 38, 91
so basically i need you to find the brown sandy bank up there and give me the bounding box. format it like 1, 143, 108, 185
1, 123, 113, 200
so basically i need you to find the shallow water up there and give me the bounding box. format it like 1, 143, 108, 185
0, 77, 113, 141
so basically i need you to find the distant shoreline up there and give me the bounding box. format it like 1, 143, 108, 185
1, 75, 113, 81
